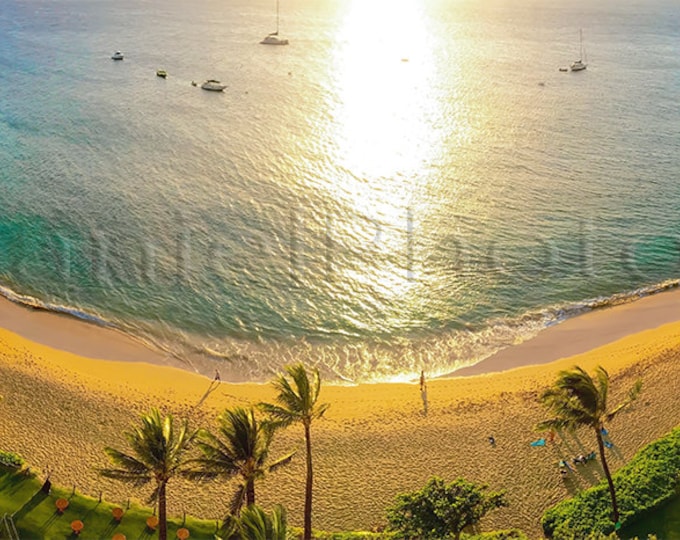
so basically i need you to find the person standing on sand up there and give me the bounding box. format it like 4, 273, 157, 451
420, 370, 428, 416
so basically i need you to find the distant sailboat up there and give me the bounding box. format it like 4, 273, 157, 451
260, 0, 289, 45
571, 29, 587, 72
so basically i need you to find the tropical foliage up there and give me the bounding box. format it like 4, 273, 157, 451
101, 408, 198, 540
537, 365, 641, 527
189, 407, 294, 515
260, 363, 330, 540
387, 476, 508, 540
542, 426, 680, 538
219, 504, 288, 540
0, 450, 24, 469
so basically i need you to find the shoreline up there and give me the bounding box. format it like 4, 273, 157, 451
0, 283, 679, 384
0, 294, 181, 368
0, 311, 679, 535
448, 287, 680, 378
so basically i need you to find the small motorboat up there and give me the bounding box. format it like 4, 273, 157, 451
156, 69, 168, 78
111, 51, 124, 60
201, 79, 226, 91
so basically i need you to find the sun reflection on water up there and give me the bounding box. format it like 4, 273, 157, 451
332, 0, 440, 180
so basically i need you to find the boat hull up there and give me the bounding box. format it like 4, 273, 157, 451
260, 35, 289, 45
201, 80, 226, 91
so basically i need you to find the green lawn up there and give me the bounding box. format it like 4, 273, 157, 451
0, 467, 218, 540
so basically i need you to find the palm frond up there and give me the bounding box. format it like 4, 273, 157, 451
259, 403, 298, 427
606, 378, 643, 422
239, 505, 269, 540
314, 402, 331, 420
269, 504, 287, 540
229, 482, 248, 516
537, 365, 605, 432
268, 450, 296, 472
103, 447, 150, 475
101, 408, 196, 498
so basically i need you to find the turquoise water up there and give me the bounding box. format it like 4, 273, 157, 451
1, 0, 679, 381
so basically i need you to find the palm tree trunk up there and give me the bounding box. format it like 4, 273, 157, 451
303, 421, 313, 540
595, 428, 620, 525
158, 481, 168, 540
246, 478, 256, 507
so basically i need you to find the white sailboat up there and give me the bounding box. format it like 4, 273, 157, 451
570, 29, 587, 72
260, 0, 289, 45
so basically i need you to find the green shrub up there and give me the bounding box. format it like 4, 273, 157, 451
0, 450, 24, 469
465, 531, 529, 540
303, 530, 527, 539
542, 427, 680, 537
309, 533, 397, 539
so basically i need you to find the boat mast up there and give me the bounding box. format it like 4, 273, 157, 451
276, 0, 280, 35
579, 28, 583, 61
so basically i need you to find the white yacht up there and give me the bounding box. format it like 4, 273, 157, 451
201, 79, 226, 91
111, 51, 124, 60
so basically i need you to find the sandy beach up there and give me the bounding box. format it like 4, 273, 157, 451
0, 291, 679, 537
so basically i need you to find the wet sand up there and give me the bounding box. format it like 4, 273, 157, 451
0, 290, 679, 536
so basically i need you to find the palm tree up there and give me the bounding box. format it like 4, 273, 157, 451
218, 504, 287, 540
101, 408, 198, 540
188, 407, 295, 515
239, 504, 287, 540
260, 364, 330, 540
537, 365, 642, 526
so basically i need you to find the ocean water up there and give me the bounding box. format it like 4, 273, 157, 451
0, 0, 679, 382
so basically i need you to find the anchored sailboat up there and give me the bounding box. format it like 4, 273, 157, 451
260, 0, 289, 45
571, 29, 587, 72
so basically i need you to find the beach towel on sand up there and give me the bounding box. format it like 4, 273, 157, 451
530, 438, 546, 447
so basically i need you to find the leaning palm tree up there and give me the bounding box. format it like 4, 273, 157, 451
260, 364, 330, 540
537, 365, 642, 526
101, 408, 198, 540
188, 407, 295, 515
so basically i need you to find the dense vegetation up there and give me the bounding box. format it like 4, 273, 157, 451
387, 476, 507, 540
0, 450, 24, 468
542, 426, 680, 537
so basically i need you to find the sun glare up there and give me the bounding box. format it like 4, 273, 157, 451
332, 0, 439, 181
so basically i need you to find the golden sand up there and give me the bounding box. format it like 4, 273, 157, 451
1, 295, 680, 536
